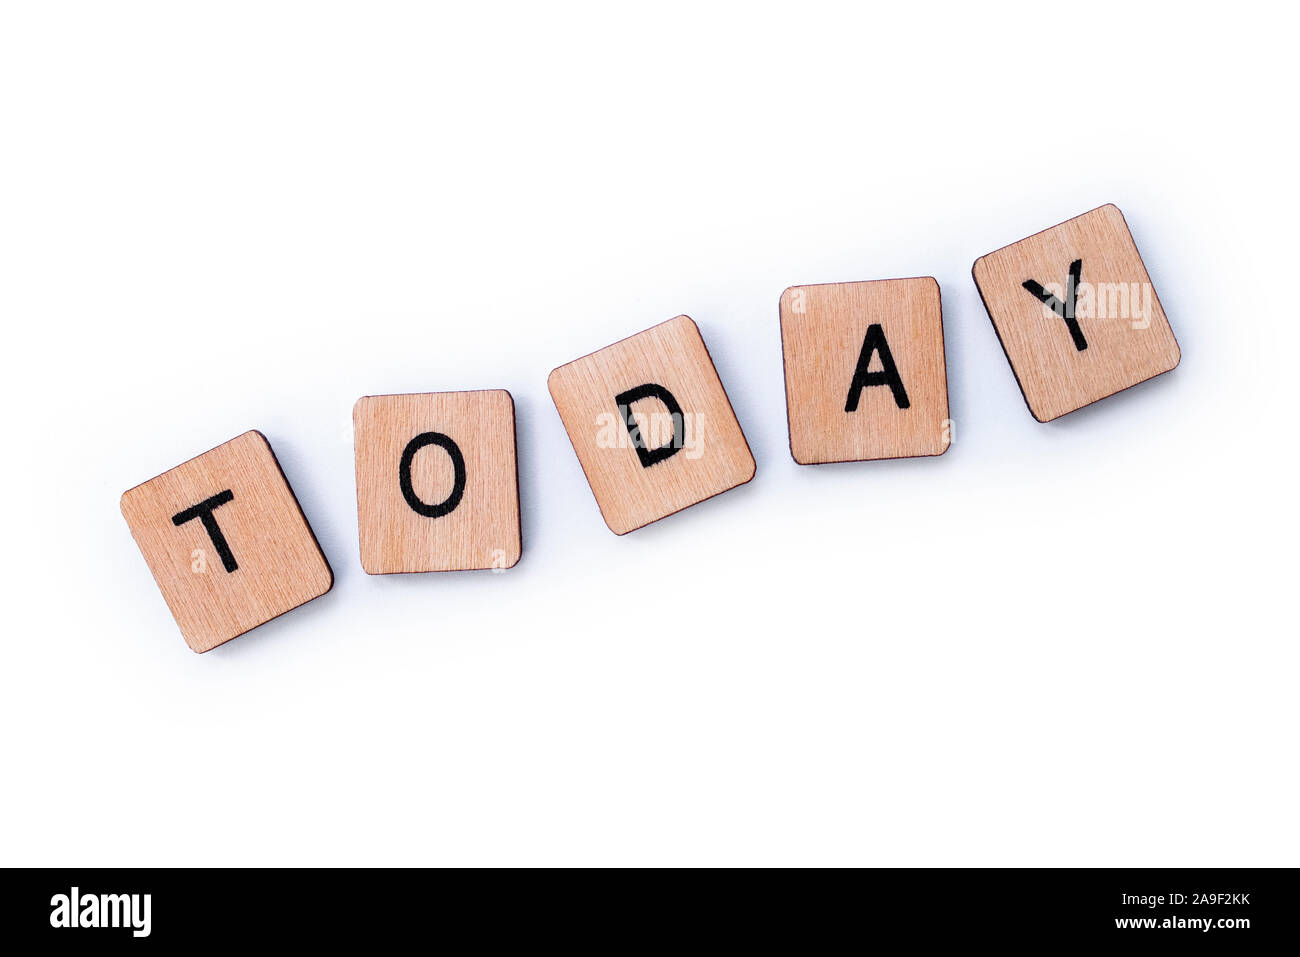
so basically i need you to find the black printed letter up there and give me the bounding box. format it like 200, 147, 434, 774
845, 324, 910, 411
1023, 258, 1088, 351
615, 383, 685, 468
399, 432, 467, 518
172, 490, 238, 573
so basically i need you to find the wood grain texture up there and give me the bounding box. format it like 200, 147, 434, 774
548, 315, 755, 535
353, 390, 521, 574
120, 430, 333, 653
973, 204, 1180, 422
780, 277, 950, 464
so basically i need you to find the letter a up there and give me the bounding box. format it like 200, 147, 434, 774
845, 324, 910, 411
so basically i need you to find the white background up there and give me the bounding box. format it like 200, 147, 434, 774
2, 2, 1296, 866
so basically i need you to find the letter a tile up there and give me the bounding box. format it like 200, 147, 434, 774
120, 430, 334, 653
972, 204, 1180, 422
780, 277, 950, 464
353, 390, 522, 574
548, 315, 755, 535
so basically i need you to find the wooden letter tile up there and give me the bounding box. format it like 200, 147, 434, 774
972, 204, 1180, 422
120, 430, 334, 653
548, 315, 755, 535
353, 390, 521, 574
780, 277, 950, 464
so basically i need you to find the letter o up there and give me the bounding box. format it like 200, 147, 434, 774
398, 432, 467, 518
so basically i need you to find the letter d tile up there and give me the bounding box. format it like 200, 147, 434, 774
548, 315, 755, 535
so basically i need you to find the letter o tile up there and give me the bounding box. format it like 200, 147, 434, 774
352, 390, 521, 574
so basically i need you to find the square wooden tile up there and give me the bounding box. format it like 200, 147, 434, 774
353, 390, 521, 574
972, 204, 1180, 422
548, 315, 755, 535
780, 277, 950, 464
120, 430, 333, 653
